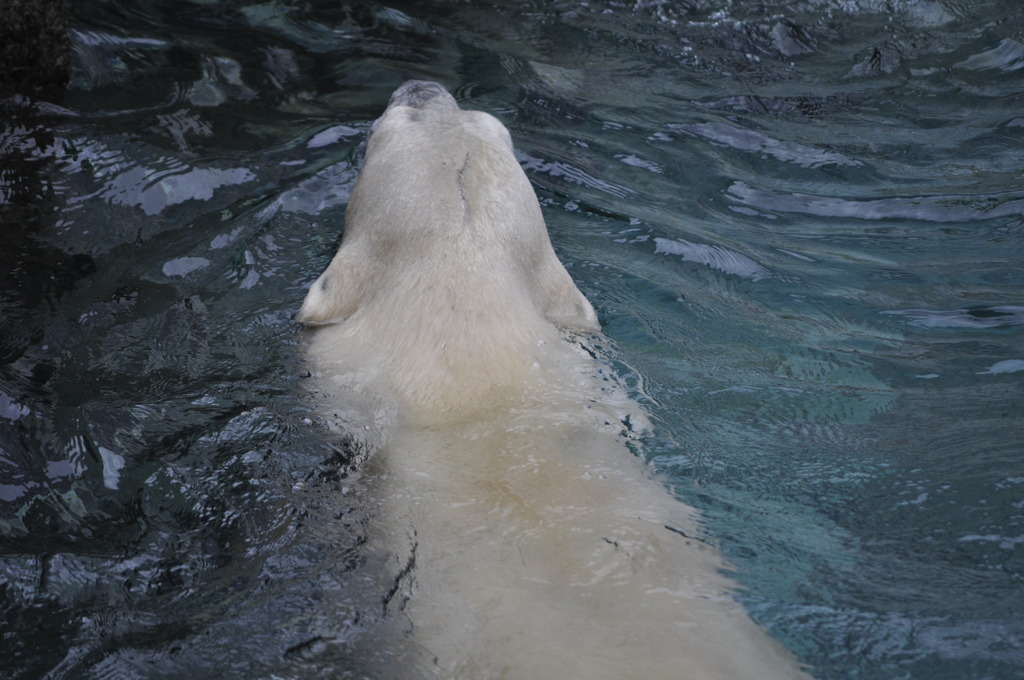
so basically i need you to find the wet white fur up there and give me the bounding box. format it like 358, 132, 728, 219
298, 81, 811, 679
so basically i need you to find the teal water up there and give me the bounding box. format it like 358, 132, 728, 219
2, 1, 1022, 678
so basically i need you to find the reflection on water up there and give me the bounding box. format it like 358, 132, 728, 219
2, 1, 1023, 679
728, 181, 1024, 223
884, 306, 1024, 329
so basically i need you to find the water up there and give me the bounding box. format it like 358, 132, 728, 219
2, 1, 1022, 678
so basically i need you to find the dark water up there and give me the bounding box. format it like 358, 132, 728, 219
2, 1, 1023, 678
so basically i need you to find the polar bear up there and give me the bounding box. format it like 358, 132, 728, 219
297, 80, 811, 680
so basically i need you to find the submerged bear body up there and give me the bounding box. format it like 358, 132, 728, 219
297, 80, 811, 680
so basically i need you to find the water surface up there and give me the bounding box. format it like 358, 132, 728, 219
2, 1, 1023, 678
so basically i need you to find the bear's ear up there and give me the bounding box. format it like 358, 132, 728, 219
541, 275, 601, 332
296, 253, 360, 325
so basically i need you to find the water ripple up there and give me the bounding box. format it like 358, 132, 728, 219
519, 151, 634, 198
882, 306, 1024, 329
653, 237, 772, 281
671, 122, 861, 168
727, 181, 1024, 223
957, 38, 1024, 73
